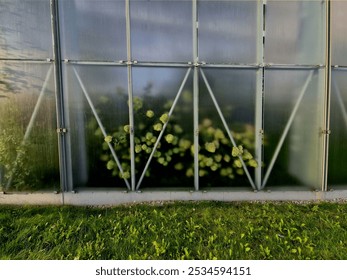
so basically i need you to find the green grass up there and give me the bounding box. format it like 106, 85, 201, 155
1, 201, 347, 260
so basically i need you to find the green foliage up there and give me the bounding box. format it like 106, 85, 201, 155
95, 91, 258, 183
1, 202, 347, 260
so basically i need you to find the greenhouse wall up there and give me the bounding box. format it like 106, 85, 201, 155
1, 0, 347, 205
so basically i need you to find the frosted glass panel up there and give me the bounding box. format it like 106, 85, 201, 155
328, 70, 347, 186
331, 1, 347, 65
59, 0, 126, 61
265, 0, 325, 64
0, 62, 59, 191
0, 0, 53, 59
131, 0, 192, 62
132, 67, 193, 188
264, 69, 324, 187
199, 0, 258, 64
199, 69, 257, 187
63, 65, 129, 188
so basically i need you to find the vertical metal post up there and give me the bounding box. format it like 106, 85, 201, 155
50, 0, 72, 193
192, 0, 199, 191
255, 0, 266, 190
323, 0, 332, 191
126, 0, 136, 191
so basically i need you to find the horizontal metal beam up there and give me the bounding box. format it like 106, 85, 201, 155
332, 66, 347, 70
0, 58, 54, 63
264, 64, 324, 70
5, 59, 320, 70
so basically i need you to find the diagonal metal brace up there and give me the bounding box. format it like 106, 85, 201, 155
73, 67, 131, 191
261, 70, 314, 188
200, 69, 257, 190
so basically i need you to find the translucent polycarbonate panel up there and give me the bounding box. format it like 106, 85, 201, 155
132, 67, 193, 188
265, 0, 325, 65
59, 0, 126, 61
130, 0, 192, 62
0, 62, 59, 191
63, 65, 129, 188
328, 70, 347, 186
199, 68, 257, 188
198, 0, 259, 64
0, 0, 53, 59
331, 1, 347, 66
264, 69, 325, 188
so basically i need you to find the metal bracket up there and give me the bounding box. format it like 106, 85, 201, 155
188, 61, 206, 68
322, 129, 331, 135
119, 60, 138, 66
56, 128, 68, 134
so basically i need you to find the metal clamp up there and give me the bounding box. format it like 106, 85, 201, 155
56, 128, 68, 134
119, 60, 138, 65
188, 61, 206, 67
322, 129, 331, 135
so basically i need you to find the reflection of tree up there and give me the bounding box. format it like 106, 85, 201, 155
0, 0, 52, 59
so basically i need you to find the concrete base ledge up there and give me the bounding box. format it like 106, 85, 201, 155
0, 192, 63, 205
1, 189, 347, 206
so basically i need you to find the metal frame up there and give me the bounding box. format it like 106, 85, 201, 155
125, 0, 136, 192
192, 0, 200, 191
0, 0, 339, 198
50, 0, 72, 193
255, 0, 266, 190
323, 0, 332, 191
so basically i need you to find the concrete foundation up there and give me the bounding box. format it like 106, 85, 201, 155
1, 188, 347, 206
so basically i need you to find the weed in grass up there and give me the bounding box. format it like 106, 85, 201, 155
1, 202, 347, 259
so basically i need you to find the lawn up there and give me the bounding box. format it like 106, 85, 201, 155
0, 201, 346, 260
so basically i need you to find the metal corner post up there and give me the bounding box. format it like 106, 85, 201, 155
126, 0, 136, 191
322, 0, 332, 191
50, 0, 73, 193
192, 0, 199, 191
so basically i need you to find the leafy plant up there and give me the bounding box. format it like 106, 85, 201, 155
96, 90, 258, 185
